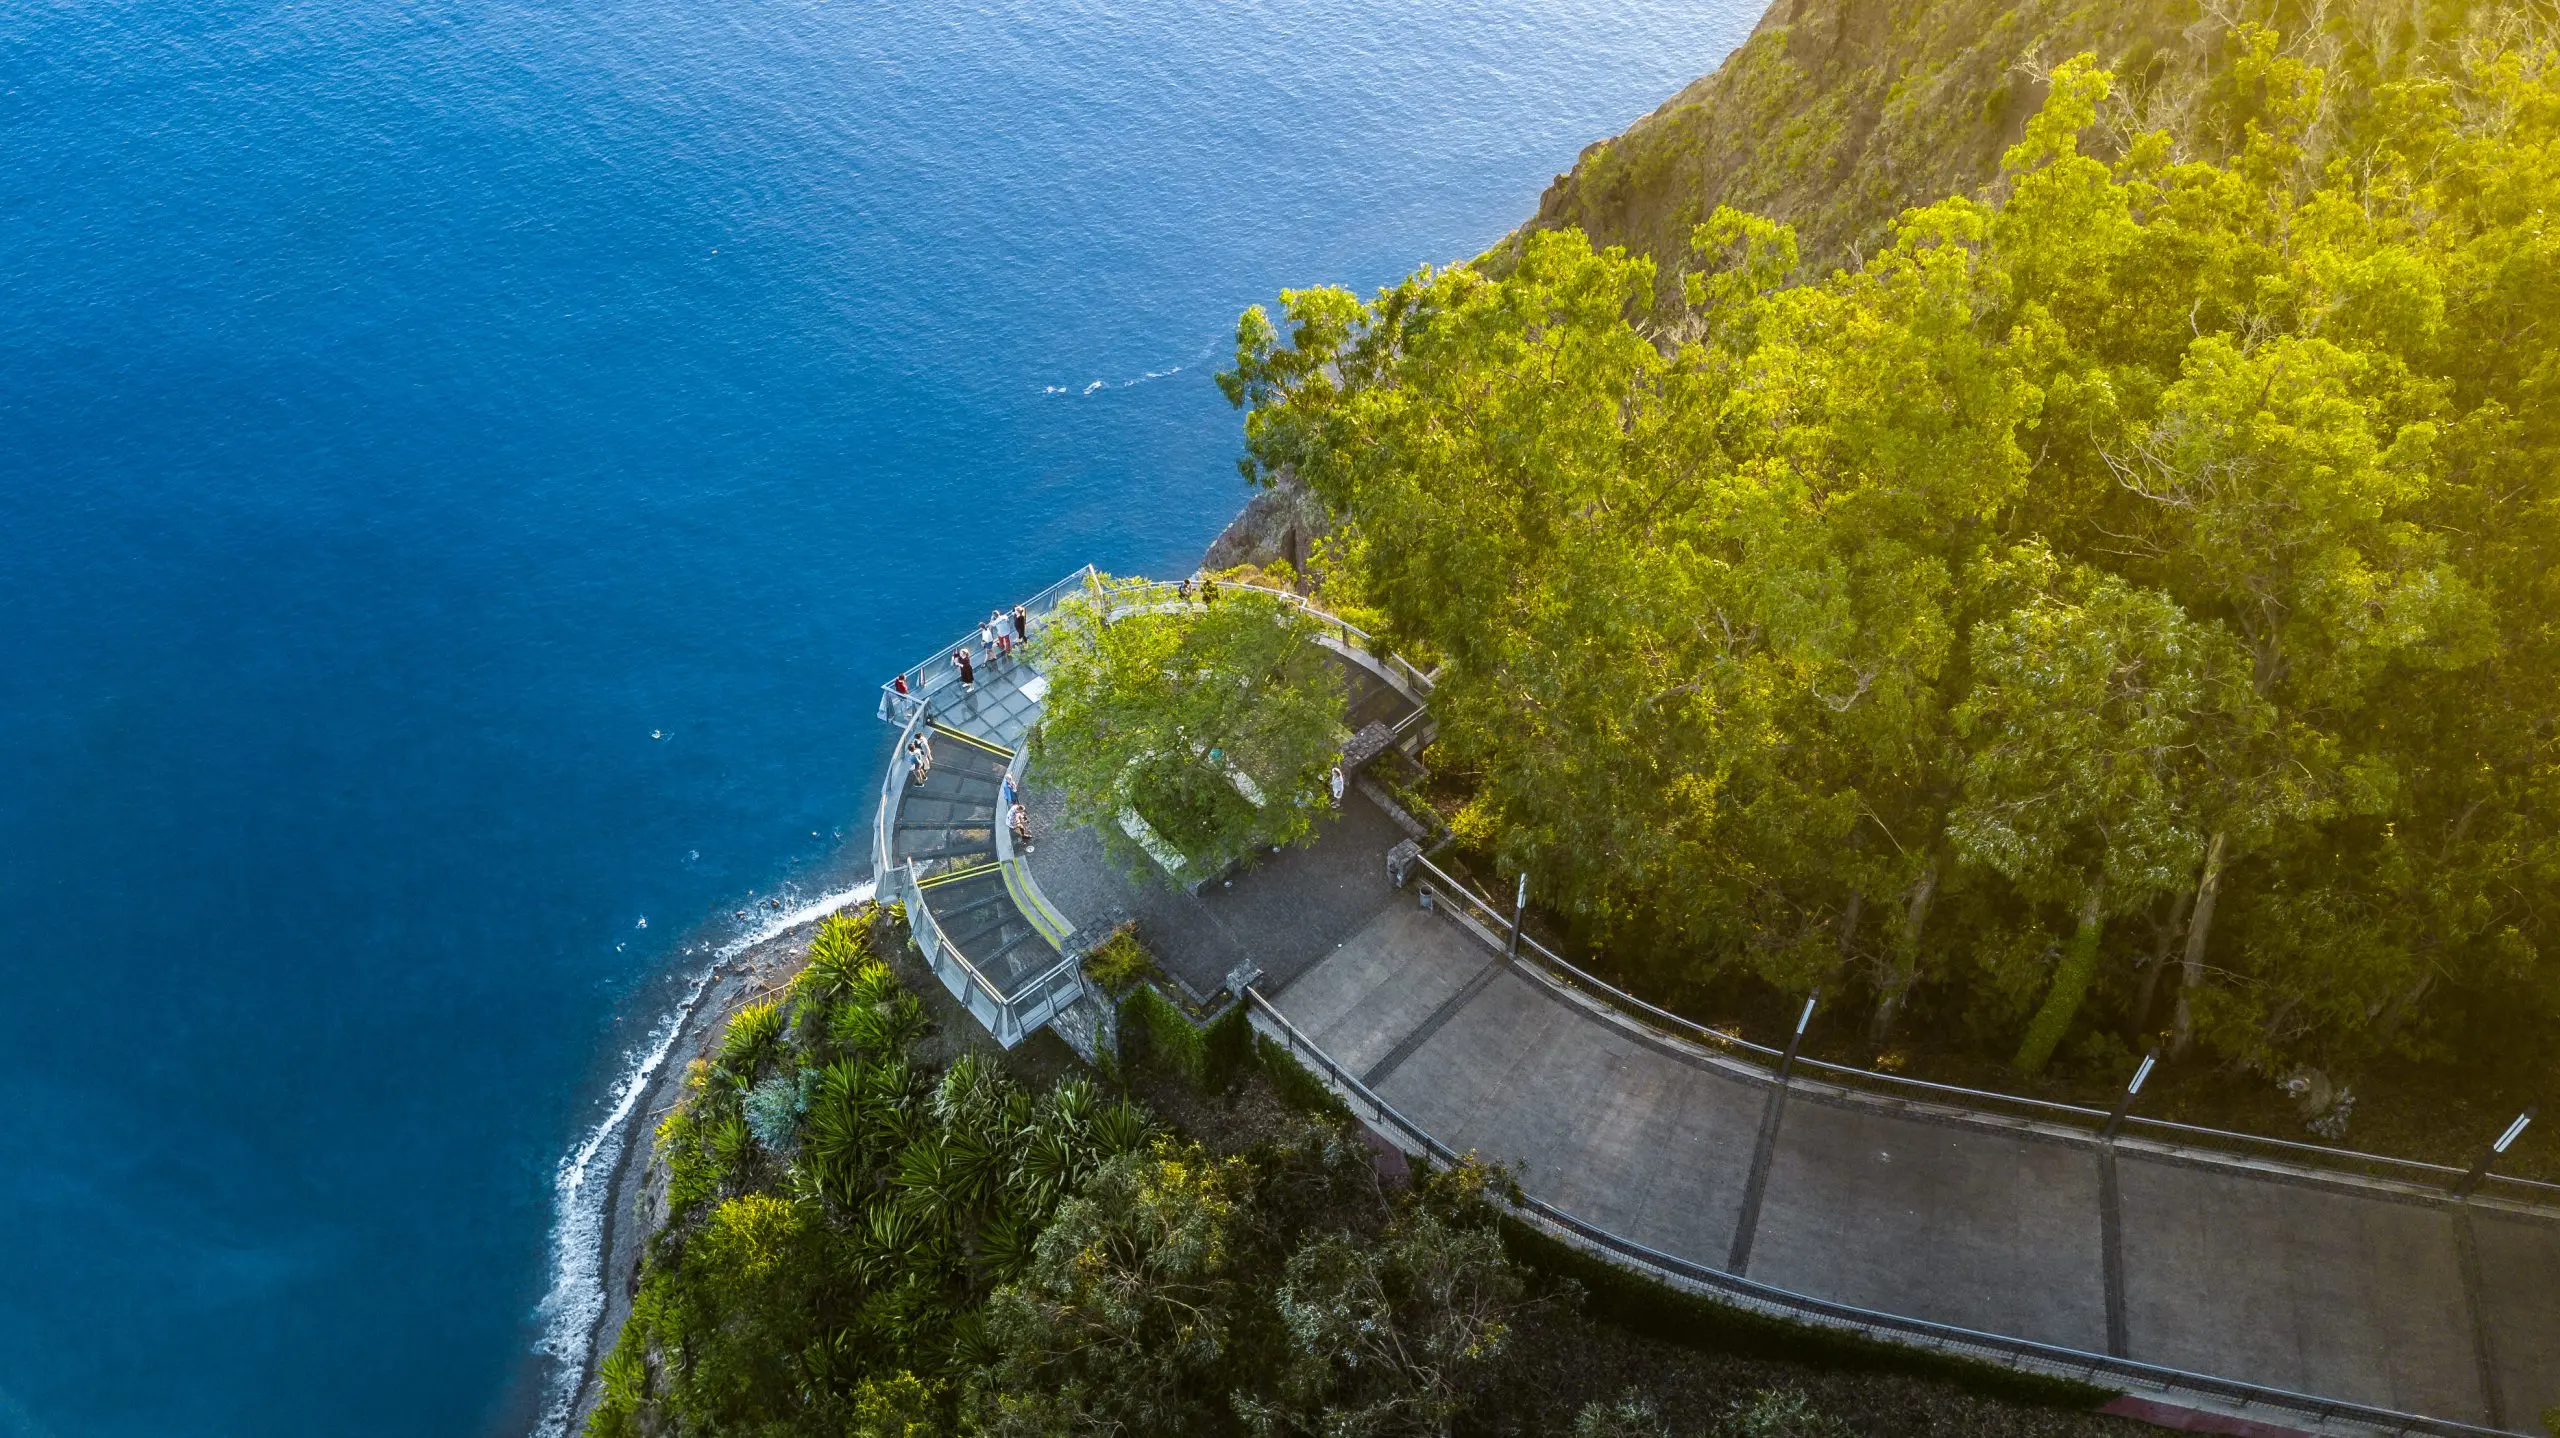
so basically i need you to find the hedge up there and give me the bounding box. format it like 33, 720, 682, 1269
1120, 983, 1251, 1092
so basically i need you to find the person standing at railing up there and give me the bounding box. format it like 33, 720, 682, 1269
906, 731, 932, 784
892, 671, 910, 702
1012, 603, 1028, 644
953, 647, 975, 694
1010, 801, 1032, 852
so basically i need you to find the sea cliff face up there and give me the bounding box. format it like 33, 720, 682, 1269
1494, 0, 2477, 286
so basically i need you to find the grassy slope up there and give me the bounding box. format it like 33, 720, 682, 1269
1493, 0, 2486, 288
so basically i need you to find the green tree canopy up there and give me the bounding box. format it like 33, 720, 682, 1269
1221, 23, 2560, 1085
1032, 577, 1349, 882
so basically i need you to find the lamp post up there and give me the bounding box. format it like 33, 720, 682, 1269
2102, 1049, 2159, 1143
2454, 1108, 2537, 1199
1505, 872, 1527, 965
1776, 992, 1818, 1086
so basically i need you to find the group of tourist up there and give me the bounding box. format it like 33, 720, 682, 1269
887, 602, 1032, 710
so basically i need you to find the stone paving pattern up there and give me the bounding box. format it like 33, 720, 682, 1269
1270, 891, 2560, 1432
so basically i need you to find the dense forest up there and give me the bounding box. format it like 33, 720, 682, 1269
590, 908, 2133, 1436
590, 907, 1546, 1437
1221, 13, 2560, 1092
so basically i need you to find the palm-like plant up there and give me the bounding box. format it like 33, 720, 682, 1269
972, 1203, 1040, 1282
706, 1114, 756, 1181
717, 999, 785, 1083
1092, 1099, 1154, 1157
797, 914, 874, 1007
830, 989, 929, 1056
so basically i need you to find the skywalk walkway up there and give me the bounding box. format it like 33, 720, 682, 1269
868, 568, 2560, 1435
871, 569, 1431, 1047
1255, 858, 2560, 1437
873, 574, 1088, 1046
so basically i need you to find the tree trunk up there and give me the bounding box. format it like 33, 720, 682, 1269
1868, 859, 1938, 1045
2371, 968, 2437, 1044
2128, 885, 2194, 1044
2169, 830, 2228, 1059
2016, 882, 2107, 1075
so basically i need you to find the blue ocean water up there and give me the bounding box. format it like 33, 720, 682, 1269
0, 1, 1752, 1432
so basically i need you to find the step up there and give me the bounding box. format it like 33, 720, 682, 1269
978, 927, 1060, 989
897, 807, 995, 831
926, 724, 1015, 760
929, 887, 1016, 928
947, 910, 1035, 955
897, 838, 997, 865
901, 772, 998, 808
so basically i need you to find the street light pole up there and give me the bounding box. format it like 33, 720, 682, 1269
2102, 1050, 2159, 1143
1505, 871, 1527, 965
2454, 1108, 2537, 1199
1776, 992, 1818, 1086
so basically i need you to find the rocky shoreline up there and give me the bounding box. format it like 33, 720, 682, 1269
562, 498, 1273, 1434
563, 916, 827, 1435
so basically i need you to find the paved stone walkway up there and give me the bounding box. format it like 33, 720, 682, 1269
1269, 893, 2560, 1433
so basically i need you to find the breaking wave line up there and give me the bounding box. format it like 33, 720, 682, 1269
1042, 339, 1219, 396
528, 876, 877, 1438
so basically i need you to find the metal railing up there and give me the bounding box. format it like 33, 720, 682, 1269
876, 565, 1098, 723
873, 695, 932, 884
902, 856, 1085, 1046
1407, 852, 2560, 1210
1044, 572, 1438, 703
1245, 990, 2512, 1438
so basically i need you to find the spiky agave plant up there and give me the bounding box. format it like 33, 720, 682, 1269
717, 998, 786, 1083
797, 912, 874, 1007
829, 986, 929, 1056
1091, 1098, 1155, 1157
971, 1201, 1040, 1284
706, 1114, 757, 1183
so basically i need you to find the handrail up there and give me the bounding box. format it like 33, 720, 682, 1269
877, 564, 1096, 721
874, 698, 933, 883
1243, 990, 2510, 1438
904, 859, 1012, 1008
1407, 852, 2560, 1208
1055, 573, 1438, 702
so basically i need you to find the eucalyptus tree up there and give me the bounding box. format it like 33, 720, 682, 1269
1221, 21, 2560, 1084
1031, 577, 1347, 881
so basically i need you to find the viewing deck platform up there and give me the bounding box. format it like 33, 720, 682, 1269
871, 568, 1433, 1049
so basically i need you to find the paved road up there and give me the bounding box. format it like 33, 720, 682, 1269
1271, 892, 2560, 1432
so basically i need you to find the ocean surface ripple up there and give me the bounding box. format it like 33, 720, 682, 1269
0, 0, 1752, 1432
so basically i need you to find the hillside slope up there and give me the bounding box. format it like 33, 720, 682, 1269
1500, 0, 2487, 285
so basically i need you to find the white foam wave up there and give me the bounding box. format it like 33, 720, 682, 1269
528, 875, 878, 1438
1043, 339, 1220, 397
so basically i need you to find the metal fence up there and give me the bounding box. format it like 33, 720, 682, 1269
1405, 852, 2560, 1211
878, 567, 1435, 721
873, 694, 1083, 1048
875, 564, 1098, 723
1244, 990, 2513, 1438
900, 857, 1085, 1048
1050, 572, 1438, 701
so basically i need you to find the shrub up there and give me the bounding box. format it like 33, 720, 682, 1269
1083, 926, 1156, 997
1724, 1387, 1853, 1438
743, 1070, 811, 1152
1575, 1392, 1669, 1438
718, 999, 785, 1082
